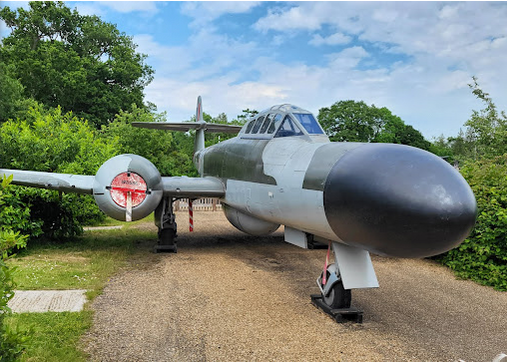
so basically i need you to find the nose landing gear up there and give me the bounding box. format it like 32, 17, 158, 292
318, 264, 351, 309
311, 243, 364, 323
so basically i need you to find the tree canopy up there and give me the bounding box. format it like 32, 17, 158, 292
318, 100, 431, 150
430, 77, 507, 163
0, 1, 154, 127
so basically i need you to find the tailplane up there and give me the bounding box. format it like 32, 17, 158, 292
132, 96, 242, 154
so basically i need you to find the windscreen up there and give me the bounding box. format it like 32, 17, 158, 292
293, 113, 324, 134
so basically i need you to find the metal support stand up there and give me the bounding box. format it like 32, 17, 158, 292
311, 294, 363, 323
154, 197, 178, 253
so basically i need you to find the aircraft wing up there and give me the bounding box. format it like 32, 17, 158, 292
1, 168, 225, 199
0, 169, 95, 194
132, 122, 242, 134
161, 176, 225, 198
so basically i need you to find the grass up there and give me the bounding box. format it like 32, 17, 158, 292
6, 222, 157, 361
6, 312, 93, 362
88, 213, 155, 228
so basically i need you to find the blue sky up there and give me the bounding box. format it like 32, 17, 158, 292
2, 1, 507, 139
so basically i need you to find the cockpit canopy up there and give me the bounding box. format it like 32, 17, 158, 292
240, 104, 325, 139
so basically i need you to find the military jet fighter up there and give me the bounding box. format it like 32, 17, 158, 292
0, 97, 477, 310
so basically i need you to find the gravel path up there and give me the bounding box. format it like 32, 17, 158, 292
82, 212, 507, 361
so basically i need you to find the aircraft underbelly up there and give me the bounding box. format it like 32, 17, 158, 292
224, 180, 337, 241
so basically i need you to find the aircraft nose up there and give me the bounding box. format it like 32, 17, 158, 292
323, 144, 477, 258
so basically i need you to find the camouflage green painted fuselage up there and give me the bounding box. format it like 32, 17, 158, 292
194, 103, 476, 263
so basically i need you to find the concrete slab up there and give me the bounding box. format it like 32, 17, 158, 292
8, 290, 87, 313
83, 225, 123, 231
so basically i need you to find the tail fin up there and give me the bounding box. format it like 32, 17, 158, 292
194, 96, 205, 153
196, 95, 203, 123
131, 96, 242, 155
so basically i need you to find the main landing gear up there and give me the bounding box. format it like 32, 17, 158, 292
312, 243, 363, 323
154, 197, 178, 253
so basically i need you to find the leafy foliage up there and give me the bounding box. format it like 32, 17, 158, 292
318, 100, 431, 150
430, 77, 507, 164
0, 1, 154, 128
1, 176, 31, 361
103, 105, 197, 177
0, 62, 26, 123
0, 106, 118, 238
464, 77, 507, 159
202, 112, 247, 148
437, 155, 507, 290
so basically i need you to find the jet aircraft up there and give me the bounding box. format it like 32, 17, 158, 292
0, 97, 477, 310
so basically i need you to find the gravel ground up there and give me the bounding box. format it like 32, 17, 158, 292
82, 212, 507, 361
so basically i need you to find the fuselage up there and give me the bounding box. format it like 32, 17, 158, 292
194, 104, 477, 258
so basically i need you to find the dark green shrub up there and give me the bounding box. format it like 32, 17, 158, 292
437, 154, 507, 290
0, 106, 118, 239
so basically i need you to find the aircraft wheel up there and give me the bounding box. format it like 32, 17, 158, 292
322, 280, 351, 309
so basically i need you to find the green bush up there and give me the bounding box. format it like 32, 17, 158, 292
0, 105, 118, 239
437, 154, 507, 290
1, 176, 31, 361
103, 105, 196, 177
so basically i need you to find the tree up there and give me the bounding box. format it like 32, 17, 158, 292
318, 100, 431, 150
318, 100, 383, 142
0, 62, 24, 123
0, 1, 154, 127
104, 105, 197, 177
463, 77, 507, 159
430, 77, 507, 163
235, 108, 258, 124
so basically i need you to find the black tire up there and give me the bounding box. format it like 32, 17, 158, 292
322, 280, 351, 309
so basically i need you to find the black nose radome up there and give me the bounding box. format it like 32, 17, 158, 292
323, 144, 477, 258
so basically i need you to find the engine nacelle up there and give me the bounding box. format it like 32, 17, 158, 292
93, 154, 163, 221
223, 204, 280, 236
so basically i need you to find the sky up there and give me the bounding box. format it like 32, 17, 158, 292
2, 1, 507, 139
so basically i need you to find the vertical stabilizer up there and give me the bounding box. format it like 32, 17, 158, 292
194, 96, 205, 153
196, 95, 203, 123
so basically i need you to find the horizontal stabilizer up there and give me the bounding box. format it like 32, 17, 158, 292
0, 169, 94, 194
132, 122, 242, 134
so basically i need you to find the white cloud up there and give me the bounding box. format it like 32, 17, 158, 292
327, 46, 369, 69
181, 1, 260, 27
72, 3, 106, 17
137, 2, 507, 139
309, 32, 351, 46
99, 1, 158, 14
254, 4, 326, 33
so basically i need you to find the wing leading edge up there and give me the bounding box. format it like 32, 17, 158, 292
1, 168, 224, 199
0, 169, 95, 194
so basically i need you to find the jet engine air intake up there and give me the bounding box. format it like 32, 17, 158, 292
93, 154, 163, 221
223, 204, 280, 236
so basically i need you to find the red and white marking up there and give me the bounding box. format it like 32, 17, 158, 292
189, 199, 194, 232
109, 172, 147, 221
